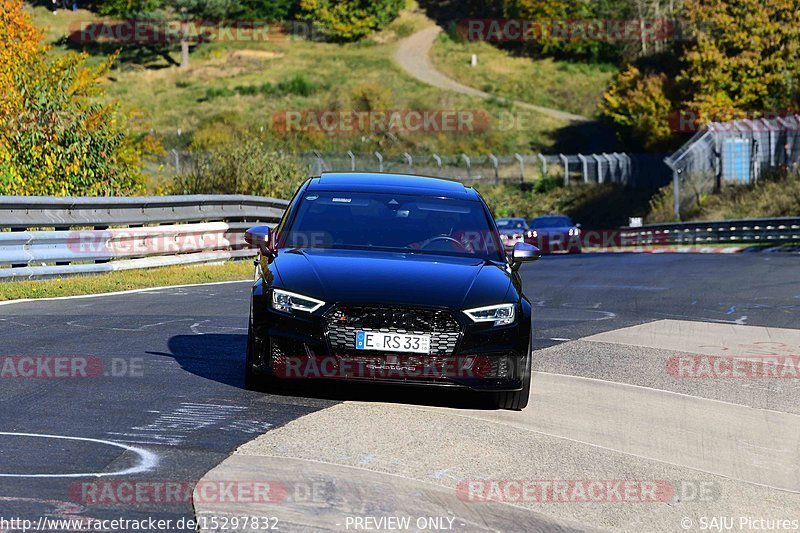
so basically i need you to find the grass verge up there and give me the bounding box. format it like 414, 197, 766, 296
27, 6, 564, 156
430, 33, 617, 119
0, 260, 253, 301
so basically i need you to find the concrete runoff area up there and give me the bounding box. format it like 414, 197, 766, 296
195, 320, 800, 531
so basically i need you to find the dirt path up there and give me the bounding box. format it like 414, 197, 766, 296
394, 26, 589, 123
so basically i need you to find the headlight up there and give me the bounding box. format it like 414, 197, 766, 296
464, 303, 515, 326
531, 230, 538, 238
271, 289, 325, 314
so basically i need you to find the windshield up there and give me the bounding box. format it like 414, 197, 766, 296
281, 192, 504, 261
496, 218, 527, 229
532, 216, 572, 229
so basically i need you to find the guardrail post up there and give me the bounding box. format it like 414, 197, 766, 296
537, 153, 547, 178
612, 153, 624, 184
432, 154, 442, 176
488, 154, 499, 182
765, 120, 774, 167
312, 150, 326, 175
622, 153, 632, 185
403, 152, 413, 170
602, 153, 614, 183
374, 151, 383, 173
672, 167, 681, 220
515, 154, 524, 181
577, 154, 588, 183
559, 154, 569, 186
347, 150, 356, 171
461, 153, 471, 180
170, 149, 181, 175
592, 154, 603, 183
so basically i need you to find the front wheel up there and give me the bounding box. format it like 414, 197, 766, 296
245, 324, 282, 392
494, 350, 532, 410
244, 324, 261, 390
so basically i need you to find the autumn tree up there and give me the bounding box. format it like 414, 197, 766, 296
600, 65, 673, 150
679, 0, 800, 122
0, 0, 154, 196
601, 0, 800, 149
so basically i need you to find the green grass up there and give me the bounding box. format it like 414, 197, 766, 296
27, 5, 566, 156
647, 171, 800, 223
0, 261, 252, 301
430, 34, 617, 119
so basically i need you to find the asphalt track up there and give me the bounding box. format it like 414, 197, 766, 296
1, 253, 799, 532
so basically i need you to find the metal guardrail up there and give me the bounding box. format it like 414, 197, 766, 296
1, 193, 796, 281
618, 217, 800, 246
0, 195, 288, 280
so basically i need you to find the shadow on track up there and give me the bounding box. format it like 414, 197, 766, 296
156, 334, 502, 410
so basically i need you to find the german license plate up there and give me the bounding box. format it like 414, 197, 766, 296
355, 331, 431, 354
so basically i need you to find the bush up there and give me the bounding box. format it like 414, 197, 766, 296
229, 0, 296, 20
298, 0, 405, 42
96, 0, 161, 17
349, 81, 392, 112
171, 128, 306, 198
207, 74, 321, 101
647, 171, 800, 223
276, 73, 319, 96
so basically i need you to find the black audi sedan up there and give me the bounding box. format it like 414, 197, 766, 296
244, 172, 540, 410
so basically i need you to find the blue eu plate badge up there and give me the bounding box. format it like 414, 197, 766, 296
355, 331, 366, 349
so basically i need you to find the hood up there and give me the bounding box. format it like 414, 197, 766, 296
271, 248, 513, 309
498, 228, 526, 236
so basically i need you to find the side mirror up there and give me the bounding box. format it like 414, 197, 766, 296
245, 226, 272, 256
511, 242, 540, 270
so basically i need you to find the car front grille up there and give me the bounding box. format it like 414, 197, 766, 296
324, 305, 462, 356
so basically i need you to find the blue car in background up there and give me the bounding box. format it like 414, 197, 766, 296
528, 215, 582, 254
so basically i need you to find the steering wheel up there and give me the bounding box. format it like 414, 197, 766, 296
419, 236, 466, 251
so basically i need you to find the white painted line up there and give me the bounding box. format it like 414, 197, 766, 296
0, 432, 158, 478
0, 279, 251, 307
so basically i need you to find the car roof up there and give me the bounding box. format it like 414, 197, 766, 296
532, 215, 571, 220
308, 172, 479, 200
498, 217, 526, 221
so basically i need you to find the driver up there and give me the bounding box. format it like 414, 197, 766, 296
408, 211, 475, 253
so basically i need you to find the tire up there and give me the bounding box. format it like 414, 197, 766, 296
244, 323, 261, 391
244, 323, 282, 392
494, 345, 532, 410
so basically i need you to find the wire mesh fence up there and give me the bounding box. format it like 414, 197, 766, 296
665, 115, 800, 219
157, 150, 671, 189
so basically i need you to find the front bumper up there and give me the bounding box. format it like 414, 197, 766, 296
531, 234, 582, 253
250, 287, 531, 391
